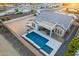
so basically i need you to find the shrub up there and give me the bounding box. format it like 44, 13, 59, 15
64, 37, 79, 56
31, 10, 37, 15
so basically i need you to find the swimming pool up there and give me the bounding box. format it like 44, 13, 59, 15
22, 31, 53, 55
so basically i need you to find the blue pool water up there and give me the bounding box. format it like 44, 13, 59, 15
24, 32, 53, 54
41, 45, 53, 54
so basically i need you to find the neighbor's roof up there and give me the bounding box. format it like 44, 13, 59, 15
41, 3, 62, 7
36, 10, 74, 30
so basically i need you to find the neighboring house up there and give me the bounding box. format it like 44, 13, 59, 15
35, 10, 75, 37
31, 3, 63, 10
0, 4, 32, 16
41, 3, 63, 8
16, 3, 32, 13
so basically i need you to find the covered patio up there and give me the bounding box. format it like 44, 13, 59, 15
37, 21, 57, 38
36, 21, 64, 43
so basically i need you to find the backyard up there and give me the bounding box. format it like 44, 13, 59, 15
0, 27, 34, 56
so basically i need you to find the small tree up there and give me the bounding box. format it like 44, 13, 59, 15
31, 10, 37, 16
15, 8, 19, 12
40, 6, 44, 9
15, 8, 23, 14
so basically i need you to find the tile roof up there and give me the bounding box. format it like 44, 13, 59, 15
36, 10, 74, 30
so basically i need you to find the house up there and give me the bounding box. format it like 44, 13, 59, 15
15, 3, 32, 13
30, 3, 63, 10
41, 3, 62, 8
35, 10, 75, 37
0, 4, 32, 16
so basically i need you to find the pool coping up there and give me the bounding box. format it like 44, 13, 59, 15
22, 30, 62, 56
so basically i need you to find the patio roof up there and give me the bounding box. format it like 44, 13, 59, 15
38, 21, 56, 31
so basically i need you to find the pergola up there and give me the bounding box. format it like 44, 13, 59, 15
37, 21, 57, 37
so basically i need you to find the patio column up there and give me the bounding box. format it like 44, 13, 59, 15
50, 30, 52, 37
35, 24, 38, 30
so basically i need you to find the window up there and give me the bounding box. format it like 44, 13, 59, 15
60, 30, 62, 35
55, 28, 57, 32
55, 28, 62, 35
57, 29, 59, 33
55, 28, 59, 34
